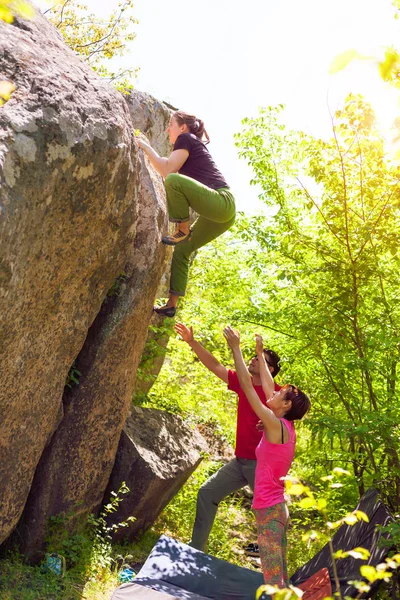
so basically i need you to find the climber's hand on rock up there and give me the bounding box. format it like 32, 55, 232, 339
137, 138, 149, 150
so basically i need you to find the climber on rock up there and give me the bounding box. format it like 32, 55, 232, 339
137, 111, 236, 318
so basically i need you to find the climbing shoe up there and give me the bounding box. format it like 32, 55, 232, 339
162, 229, 191, 246
153, 305, 176, 318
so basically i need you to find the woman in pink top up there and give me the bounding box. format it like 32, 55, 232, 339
224, 326, 310, 588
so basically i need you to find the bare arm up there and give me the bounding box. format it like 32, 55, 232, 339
255, 334, 275, 399
223, 326, 282, 436
137, 139, 188, 178
175, 323, 229, 384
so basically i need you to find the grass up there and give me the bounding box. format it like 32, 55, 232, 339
0, 460, 259, 599
0, 553, 120, 600
0, 461, 396, 599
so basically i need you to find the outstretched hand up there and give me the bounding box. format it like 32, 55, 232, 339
255, 333, 264, 356
223, 325, 240, 349
175, 322, 194, 344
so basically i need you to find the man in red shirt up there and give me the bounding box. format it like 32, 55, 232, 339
174, 322, 281, 552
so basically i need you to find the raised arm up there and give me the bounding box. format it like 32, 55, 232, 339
255, 334, 275, 399
137, 138, 188, 178
223, 326, 282, 435
175, 323, 229, 384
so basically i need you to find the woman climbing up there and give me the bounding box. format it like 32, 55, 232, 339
223, 326, 310, 589
137, 111, 236, 317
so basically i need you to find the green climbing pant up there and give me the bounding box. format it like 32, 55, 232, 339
164, 173, 236, 296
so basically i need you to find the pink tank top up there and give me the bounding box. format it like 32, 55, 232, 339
252, 418, 296, 510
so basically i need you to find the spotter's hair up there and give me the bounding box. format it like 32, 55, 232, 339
282, 385, 310, 421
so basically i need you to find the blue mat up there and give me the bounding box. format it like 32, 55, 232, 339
112, 489, 394, 600
112, 535, 265, 600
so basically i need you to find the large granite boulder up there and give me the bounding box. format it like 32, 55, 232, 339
0, 7, 168, 556
104, 406, 209, 542
13, 146, 169, 560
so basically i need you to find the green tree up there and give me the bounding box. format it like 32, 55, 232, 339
233, 95, 400, 510
43, 0, 138, 92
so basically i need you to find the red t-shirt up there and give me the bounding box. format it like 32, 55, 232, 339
228, 370, 281, 460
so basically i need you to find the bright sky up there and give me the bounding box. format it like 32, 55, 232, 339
38, 0, 400, 211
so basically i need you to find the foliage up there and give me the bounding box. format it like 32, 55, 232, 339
0, 484, 132, 599
257, 472, 400, 600
0, 477, 149, 600
378, 517, 400, 548
329, 2, 400, 147
43, 0, 138, 92
46, 483, 133, 574
65, 360, 81, 389
0, 0, 33, 23
0, 556, 66, 599
134, 319, 176, 403
0, 80, 15, 106
142, 230, 266, 444
106, 273, 127, 299
233, 96, 400, 511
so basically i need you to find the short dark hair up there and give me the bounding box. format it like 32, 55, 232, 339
282, 384, 310, 421
264, 349, 281, 377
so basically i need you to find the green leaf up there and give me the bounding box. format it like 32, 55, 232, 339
346, 547, 370, 560
355, 510, 369, 523
286, 483, 307, 496
379, 48, 400, 81
299, 497, 316, 509
360, 565, 378, 582
329, 49, 361, 74
0, 80, 15, 101
332, 467, 352, 476
14, 0, 35, 19
343, 513, 358, 526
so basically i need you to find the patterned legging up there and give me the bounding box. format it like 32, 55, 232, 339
253, 502, 289, 588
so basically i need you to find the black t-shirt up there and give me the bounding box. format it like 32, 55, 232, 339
173, 133, 229, 190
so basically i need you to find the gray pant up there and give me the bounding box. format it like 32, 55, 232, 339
190, 457, 256, 552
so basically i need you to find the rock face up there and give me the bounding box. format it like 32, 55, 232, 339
104, 407, 209, 542
126, 90, 173, 157
127, 91, 175, 397
13, 145, 169, 560
0, 8, 169, 556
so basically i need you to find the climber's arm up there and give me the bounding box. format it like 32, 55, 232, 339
175, 323, 229, 384
137, 139, 188, 178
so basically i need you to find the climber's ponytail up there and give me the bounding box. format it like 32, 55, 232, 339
173, 111, 210, 144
